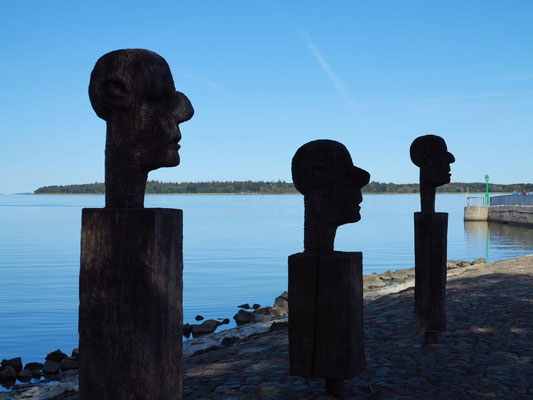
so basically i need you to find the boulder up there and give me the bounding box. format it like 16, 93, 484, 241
233, 309, 256, 326
220, 318, 230, 325
472, 257, 486, 265
17, 369, 33, 382
191, 319, 219, 335
195, 315, 204, 321
406, 267, 416, 277
379, 270, 394, 281
363, 273, 387, 289
24, 362, 43, 371
254, 306, 272, 316
1, 357, 22, 373
252, 303, 261, 310
390, 269, 409, 282
71, 349, 79, 360
31, 368, 42, 379
237, 303, 251, 309
42, 360, 61, 374
46, 349, 67, 363
61, 357, 80, 371
0, 365, 17, 381
273, 292, 289, 315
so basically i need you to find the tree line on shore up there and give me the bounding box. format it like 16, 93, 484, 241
33, 181, 533, 194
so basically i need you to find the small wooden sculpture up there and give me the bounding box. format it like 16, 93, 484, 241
289, 140, 369, 398
410, 134, 455, 344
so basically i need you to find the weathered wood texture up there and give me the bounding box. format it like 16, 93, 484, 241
414, 212, 448, 332
79, 208, 183, 400
289, 252, 365, 379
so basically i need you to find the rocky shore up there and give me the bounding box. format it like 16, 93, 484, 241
1, 255, 532, 399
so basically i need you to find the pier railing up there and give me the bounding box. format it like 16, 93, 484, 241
467, 197, 487, 207
490, 194, 533, 206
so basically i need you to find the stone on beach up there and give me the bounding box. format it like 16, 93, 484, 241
191, 319, 220, 336
17, 369, 33, 382
43, 360, 61, 374
273, 291, 288, 315
233, 309, 257, 325
363, 273, 387, 289
0, 366, 17, 381
45, 349, 67, 363
1, 358, 22, 373
24, 362, 43, 371
237, 303, 251, 310
61, 358, 80, 371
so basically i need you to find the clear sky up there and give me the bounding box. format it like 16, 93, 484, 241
1, 0, 532, 193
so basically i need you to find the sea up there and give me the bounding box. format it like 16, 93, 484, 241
1, 193, 532, 367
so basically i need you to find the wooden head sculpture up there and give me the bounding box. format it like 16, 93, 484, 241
292, 140, 370, 255
89, 49, 194, 208
410, 135, 455, 213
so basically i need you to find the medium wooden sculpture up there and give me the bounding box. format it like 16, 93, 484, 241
289, 140, 369, 398
79, 49, 193, 399
410, 134, 455, 345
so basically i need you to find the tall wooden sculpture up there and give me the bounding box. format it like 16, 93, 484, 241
289, 140, 369, 398
410, 135, 455, 345
79, 49, 194, 399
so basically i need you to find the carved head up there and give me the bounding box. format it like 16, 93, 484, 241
292, 140, 370, 226
89, 49, 194, 172
410, 135, 455, 187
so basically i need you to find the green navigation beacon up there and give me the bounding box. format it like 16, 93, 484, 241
485, 174, 490, 206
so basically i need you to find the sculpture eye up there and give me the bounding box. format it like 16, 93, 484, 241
105, 81, 129, 101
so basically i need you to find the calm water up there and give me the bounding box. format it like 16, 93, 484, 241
1, 193, 532, 366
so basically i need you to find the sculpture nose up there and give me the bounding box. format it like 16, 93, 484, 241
353, 166, 370, 188
174, 91, 194, 123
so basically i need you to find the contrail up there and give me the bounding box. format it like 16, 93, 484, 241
299, 30, 360, 118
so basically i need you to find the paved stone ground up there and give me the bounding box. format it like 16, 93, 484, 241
2, 256, 532, 399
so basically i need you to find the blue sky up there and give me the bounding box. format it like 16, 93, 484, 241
1, 1, 532, 193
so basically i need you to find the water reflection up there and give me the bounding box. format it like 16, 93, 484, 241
464, 221, 533, 261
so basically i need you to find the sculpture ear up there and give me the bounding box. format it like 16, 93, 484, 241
103, 80, 131, 108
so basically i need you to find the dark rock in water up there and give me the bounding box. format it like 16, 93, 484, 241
273, 291, 289, 315
191, 319, 219, 335
0, 377, 15, 389
1, 357, 22, 373
17, 369, 32, 382
71, 349, 79, 360
61, 357, 80, 370
472, 257, 486, 265
269, 321, 288, 331
31, 368, 42, 379
0, 365, 17, 381
238, 303, 251, 310
220, 318, 230, 325
195, 315, 204, 321
46, 349, 67, 363
43, 360, 61, 374
24, 362, 43, 371
252, 303, 261, 310
183, 323, 192, 338
233, 309, 256, 325
221, 336, 239, 347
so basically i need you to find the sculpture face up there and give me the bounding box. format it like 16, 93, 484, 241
89, 49, 194, 173
292, 140, 370, 227
410, 135, 455, 187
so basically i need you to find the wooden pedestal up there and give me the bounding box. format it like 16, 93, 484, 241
414, 212, 447, 334
79, 208, 183, 400
289, 252, 365, 380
